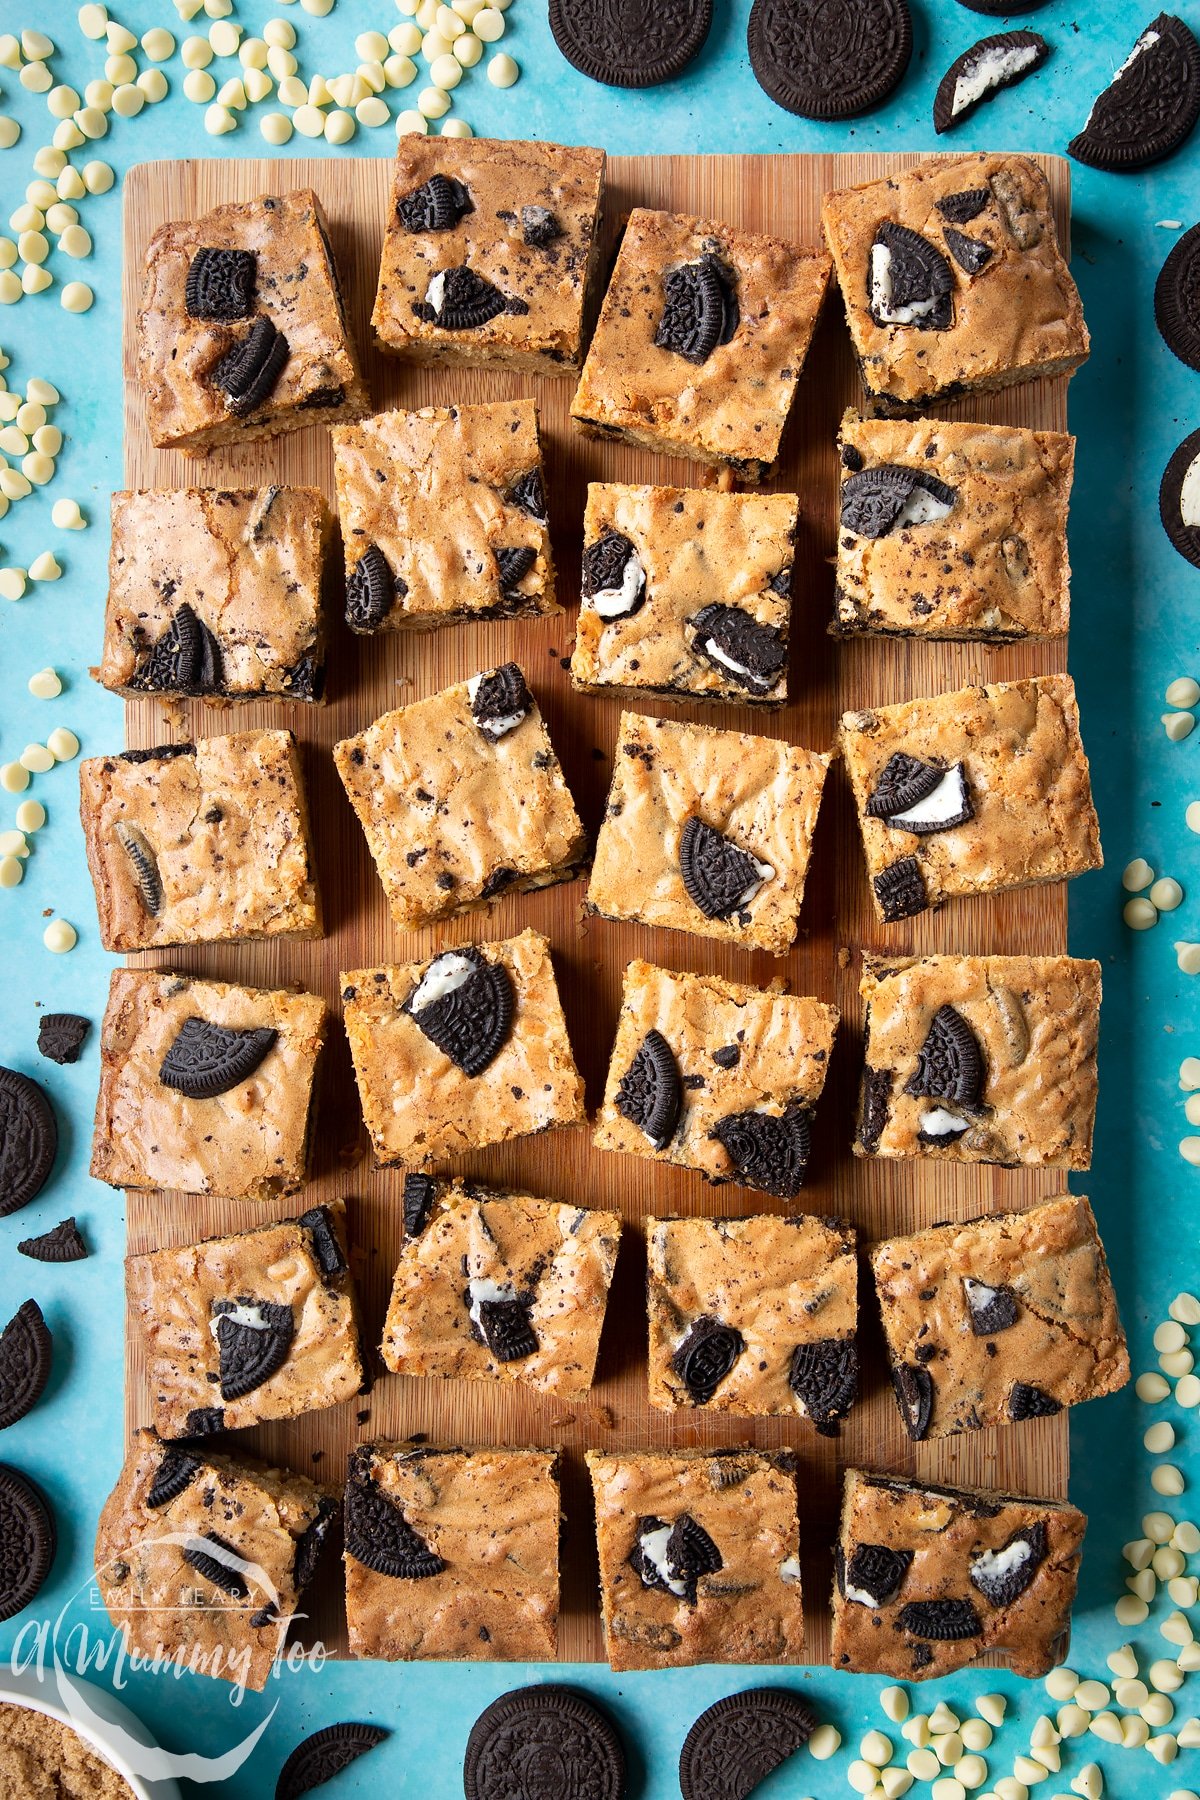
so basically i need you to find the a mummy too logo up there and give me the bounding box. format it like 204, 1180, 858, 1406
8, 1530, 328, 1783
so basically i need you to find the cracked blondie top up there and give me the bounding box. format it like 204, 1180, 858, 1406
95, 1428, 337, 1692
91, 967, 326, 1203
79, 730, 322, 953
333, 663, 586, 931
586, 1447, 805, 1671
344, 1443, 560, 1661
330, 399, 556, 631
838, 673, 1102, 924
594, 960, 838, 1195
95, 487, 331, 703
857, 953, 1101, 1169
127, 1200, 363, 1439
570, 484, 798, 707
137, 189, 369, 453
869, 1194, 1129, 1442
341, 929, 585, 1166
0, 1706, 134, 1800
646, 1213, 857, 1424
833, 411, 1074, 640
588, 711, 830, 955
381, 1177, 620, 1401
571, 208, 831, 479
831, 1468, 1086, 1681
373, 137, 606, 376
820, 153, 1089, 412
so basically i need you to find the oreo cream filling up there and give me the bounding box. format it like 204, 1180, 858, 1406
207, 1301, 274, 1341
466, 671, 526, 738
919, 1104, 972, 1139
952, 42, 1042, 116
423, 270, 448, 315
409, 951, 479, 1011
893, 484, 955, 528
699, 636, 772, 690
870, 243, 941, 326
1181, 450, 1200, 527
635, 1522, 689, 1597
971, 1535, 1036, 1589
886, 764, 970, 832
845, 1574, 885, 1609
592, 552, 646, 620
466, 1277, 519, 1331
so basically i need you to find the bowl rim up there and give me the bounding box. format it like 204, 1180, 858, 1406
0, 1665, 181, 1800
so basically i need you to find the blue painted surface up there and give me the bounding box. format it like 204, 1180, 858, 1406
0, 1, 1197, 1794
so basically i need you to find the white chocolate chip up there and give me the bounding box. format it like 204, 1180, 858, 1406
208, 19, 241, 55
881, 1687, 910, 1723
1124, 897, 1158, 930
43, 918, 76, 953
21, 64, 55, 96
1165, 711, 1196, 742
1057, 1704, 1089, 1738
453, 31, 482, 64
28, 552, 61, 581
1155, 1320, 1188, 1352
0, 762, 29, 793
808, 1723, 841, 1760
324, 108, 355, 142
1188, 801, 1200, 834
861, 1731, 892, 1767
429, 51, 462, 86
1117, 1595, 1150, 1625
486, 50, 518, 84
395, 108, 428, 133
27, 667, 61, 698
1129, 1566, 1158, 1600
79, 5, 110, 39
264, 19, 297, 49
417, 85, 451, 116
1168, 678, 1200, 707
1153, 1464, 1187, 1496
908, 1748, 940, 1782
959, 1719, 991, 1750
1073, 1681, 1109, 1712
1176, 1368, 1200, 1399
56, 167, 85, 201
1086, 1713, 1123, 1744
142, 26, 176, 60
1147, 1422, 1178, 1453
239, 35, 268, 68
291, 104, 325, 136
46, 726, 79, 761
440, 116, 472, 135
1137, 1371, 1171, 1402
357, 95, 389, 125
474, 6, 505, 37
1180, 1057, 1200, 1090
20, 743, 54, 774
0, 829, 27, 857
1123, 856, 1155, 889
1163, 1611, 1194, 1646
23, 453, 55, 485
975, 1697, 1006, 1728
60, 281, 93, 311
204, 102, 237, 134
847, 1762, 876, 1795
1153, 876, 1184, 910
260, 111, 293, 144
0, 567, 27, 600
106, 54, 138, 86
105, 21, 135, 51
276, 74, 307, 105
58, 223, 92, 258
216, 75, 247, 108
15, 799, 44, 833
1176, 942, 1200, 975
0, 855, 23, 888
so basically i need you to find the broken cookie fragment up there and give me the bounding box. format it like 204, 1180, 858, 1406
867, 755, 973, 835
679, 817, 774, 921
414, 265, 525, 329
185, 246, 256, 321
404, 947, 514, 1079
709, 1104, 812, 1197
214, 316, 290, 417
397, 173, 472, 232
868, 222, 953, 330
583, 531, 646, 620
615, 1028, 682, 1150
841, 465, 956, 538
933, 31, 1048, 135
688, 603, 787, 695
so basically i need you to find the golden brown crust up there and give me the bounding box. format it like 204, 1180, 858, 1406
571, 208, 831, 476
0, 1706, 135, 1799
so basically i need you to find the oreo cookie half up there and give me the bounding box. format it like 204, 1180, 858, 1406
0, 1300, 52, 1431
0, 1464, 56, 1623
548, 0, 712, 89
464, 1686, 625, 1800
1156, 223, 1200, 369
1160, 426, 1200, 569
748, 0, 912, 120
275, 1723, 388, 1800
404, 948, 513, 1078
18, 1218, 88, 1263
1069, 13, 1200, 171
0, 1067, 57, 1219
679, 1689, 818, 1800
932, 31, 1048, 134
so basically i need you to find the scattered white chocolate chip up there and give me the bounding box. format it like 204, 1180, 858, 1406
325, 109, 355, 143
453, 31, 482, 65
0, 567, 27, 600
357, 95, 390, 125
976, 1697, 1006, 1728
82, 158, 114, 193
261, 111, 293, 143
1123, 856, 1155, 889
908, 1748, 940, 1781
1148, 1733, 1179, 1764
0, 762, 29, 792
486, 50, 518, 84
395, 107, 428, 132
861, 1731, 892, 1767
46, 727, 78, 761
27, 667, 61, 699
19, 743, 53, 774
1137, 1372, 1171, 1402
1181, 1058, 1200, 1090
1153, 876, 1184, 910
440, 115, 472, 134
1156, 1321, 1188, 1353
847, 1762, 876, 1795
0, 829, 28, 857
15, 799, 44, 833
1154, 1545, 1186, 1577
881, 1687, 910, 1724
60, 281, 93, 311
1124, 897, 1158, 930
1176, 1368, 1200, 1400
1146, 1421, 1178, 1454
1189, 801, 1200, 834
1073, 1681, 1110, 1712
28, 552, 60, 582
1168, 677, 1200, 708
1057, 1705, 1089, 1739
0, 855, 22, 888
43, 918, 76, 953
1165, 711, 1196, 742
79, 4, 110, 39
1153, 1464, 1187, 1496
1176, 943, 1200, 975
417, 84, 451, 116
1116, 1595, 1150, 1625
429, 51, 462, 86
808, 1723, 841, 1760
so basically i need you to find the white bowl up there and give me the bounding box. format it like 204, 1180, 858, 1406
0, 1665, 181, 1800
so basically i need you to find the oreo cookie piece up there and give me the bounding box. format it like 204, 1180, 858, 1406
413, 265, 518, 329
115, 823, 163, 916
1160, 426, 1200, 570
709, 1105, 812, 1198
214, 317, 290, 416
130, 602, 223, 696
859, 1066, 893, 1154
689, 604, 787, 694
970, 1520, 1047, 1607
841, 1541, 911, 1607
0, 1067, 57, 1218
1009, 1380, 1061, 1420
892, 1363, 934, 1440
159, 1018, 278, 1099
1070, 13, 1200, 170
213, 1298, 295, 1401
679, 817, 774, 920
548, 0, 712, 88
672, 1316, 745, 1404
747, 0, 912, 119
963, 1276, 1019, 1335
841, 465, 956, 538
183, 1530, 250, 1598
185, 247, 256, 321
346, 543, 404, 633
293, 1496, 338, 1592
521, 205, 561, 247
298, 1206, 348, 1281
788, 1336, 858, 1433
933, 30, 1048, 133
583, 531, 646, 620
397, 173, 472, 232
184, 1405, 227, 1436
405, 948, 513, 1078
632, 1512, 722, 1601
0, 1300, 52, 1431
494, 544, 536, 608
276, 1724, 389, 1800
475, 1297, 538, 1363
36, 1013, 89, 1065
464, 1686, 624, 1800
0, 1464, 56, 1623
869, 221, 953, 330
943, 229, 993, 276
867, 754, 973, 835
146, 1446, 203, 1509
18, 1217, 88, 1263
873, 857, 927, 921
616, 1028, 682, 1150
402, 1173, 436, 1237
655, 254, 740, 363
470, 663, 532, 740
936, 186, 991, 223
1156, 224, 1200, 370
507, 466, 547, 522
897, 1597, 982, 1639
679, 1689, 817, 1800
906, 1004, 983, 1107
344, 1449, 446, 1579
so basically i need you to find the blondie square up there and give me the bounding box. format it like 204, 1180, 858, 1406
857, 952, 1101, 1168
137, 188, 369, 453
820, 152, 1089, 412
95, 487, 331, 703
330, 399, 556, 632
79, 730, 322, 953
646, 1214, 857, 1425
838, 674, 1102, 924
95, 1429, 337, 1691
344, 1443, 560, 1660
341, 929, 585, 1166
588, 712, 830, 955
585, 1448, 805, 1671
333, 663, 586, 930
372, 136, 606, 376
381, 1177, 620, 1401
593, 960, 838, 1196
870, 1194, 1129, 1441
571, 208, 831, 479
127, 1201, 363, 1439
570, 484, 798, 707
833, 411, 1074, 640
830, 1468, 1086, 1681
91, 968, 326, 1203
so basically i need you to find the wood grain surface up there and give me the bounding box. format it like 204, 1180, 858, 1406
121, 152, 1077, 1665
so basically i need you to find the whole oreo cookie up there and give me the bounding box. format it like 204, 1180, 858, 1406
1156, 224, 1200, 370
548, 0, 712, 89
464, 1685, 625, 1800
0, 1067, 57, 1219
0, 1464, 56, 1622
1069, 12, 1200, 171
679, 1689, 818, 1800
748, 0, 912, 120
275, 1723, 388, 1800
1160, 427, 1200, 570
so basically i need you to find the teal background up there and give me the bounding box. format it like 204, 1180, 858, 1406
0, 0, 1196, 1793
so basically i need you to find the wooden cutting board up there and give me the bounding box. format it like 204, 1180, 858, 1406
121, 152, 1076, 1665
